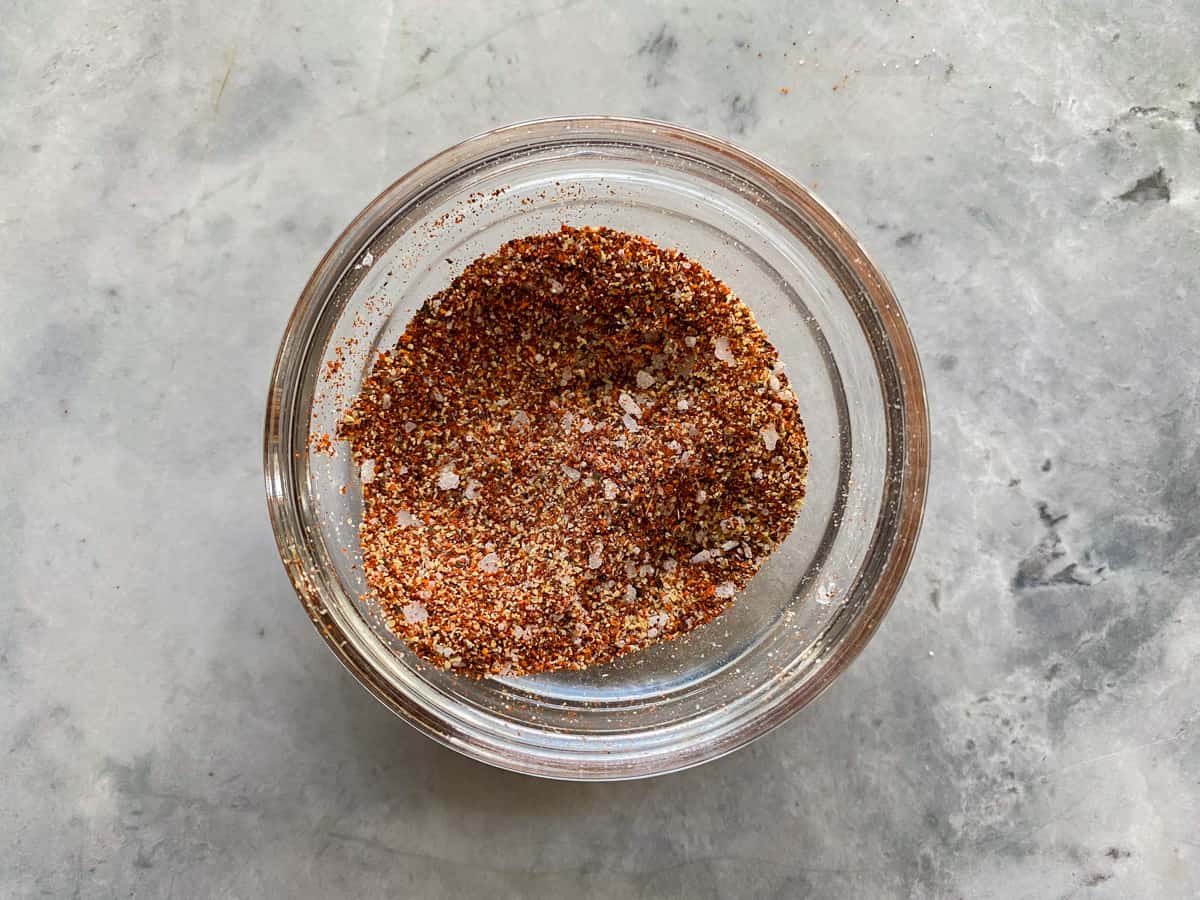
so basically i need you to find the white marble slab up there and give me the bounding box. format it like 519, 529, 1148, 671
2, 1, 1198, 896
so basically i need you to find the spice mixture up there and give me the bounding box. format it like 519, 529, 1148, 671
338, 226, 808, 677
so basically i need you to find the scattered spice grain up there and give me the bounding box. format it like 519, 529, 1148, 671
338, 226, 808, 677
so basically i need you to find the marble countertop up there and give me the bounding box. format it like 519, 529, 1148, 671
4, 1, 1198, 897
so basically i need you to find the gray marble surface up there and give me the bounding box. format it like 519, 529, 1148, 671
3, 1, 1198, 897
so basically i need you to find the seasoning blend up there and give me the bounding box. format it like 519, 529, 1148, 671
339, 226, 808, 677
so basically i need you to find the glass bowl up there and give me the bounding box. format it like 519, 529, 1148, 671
264, 117, 928, 780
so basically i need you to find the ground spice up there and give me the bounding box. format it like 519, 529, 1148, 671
338, 226, 808, 677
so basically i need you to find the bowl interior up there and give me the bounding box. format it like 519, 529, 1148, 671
270, 120, 924, 778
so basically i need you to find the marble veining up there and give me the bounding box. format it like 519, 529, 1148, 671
2, 1, 1198, 897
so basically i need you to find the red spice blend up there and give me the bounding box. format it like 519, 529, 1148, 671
338, 226, 808, 677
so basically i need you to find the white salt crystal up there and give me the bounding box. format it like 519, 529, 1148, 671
676, 399, 690, 411
561, 412, 576, 432
549, 279, 563, 294
588, 542, 604, 569
602, 479, 619, 500
401, 601, 427, 623
696, 489, 707, 503
361, 251, 374, 267
403, 421, 417, 433
534, 352, 545, 364
715, 582, 736, 599
360, 459, 376, 483
722, 540, 740, 552
768, 374, 782, 392
662, 558, 678, 574
435, 644, 454, 658
618, 391, 642, 418
512, 624, 529, 640
714, 335, 735, 366
396, 509, 422, 527
380, 393, 392, 409
510, 409, 530, 429
684, 335, 698, 348
773, 359, 786, 375
431, 387, 445, 403
579, 417, 594, 433
622, 413, 640, 433
636, 370, 656, 389
762, 424, 780, 451
561, 464, 581, 481
648, 612, 669, 629
437, 466, 460, 490
477, 552, 501, 574
639, 564, 655, 578
690, 550, 712, 564
624, 584, 638, 603
464, 479, 482, 500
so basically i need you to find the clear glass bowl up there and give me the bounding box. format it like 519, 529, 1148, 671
264, 117, 928, 780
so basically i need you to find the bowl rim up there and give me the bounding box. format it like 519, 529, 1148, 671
264, 115, 929, 780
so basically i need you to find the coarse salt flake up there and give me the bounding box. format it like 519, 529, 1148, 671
624, 584, 638, 603
715, 582, 736, 599
714, 335, 735, 366
579, 417, 594, 433
395, 509, 422, 527
437, 467, 460, 490
684, 335, 698, 347
403, 421, 417, 433
602, 479, 619, 500
360, 459, 376, 483
401, 601, 427, 623
622, 413, 640, 433
588, 542, 604, 569
762, 424, 780, 451
477, 552, 501, 574
618, 391, 642, 418
677, 399, 690, 411
510, 409, 530, 429
561, 412, 576, 432
463, 479, 482, 500
561, 464, 581, 481
636, 370, 656, 389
